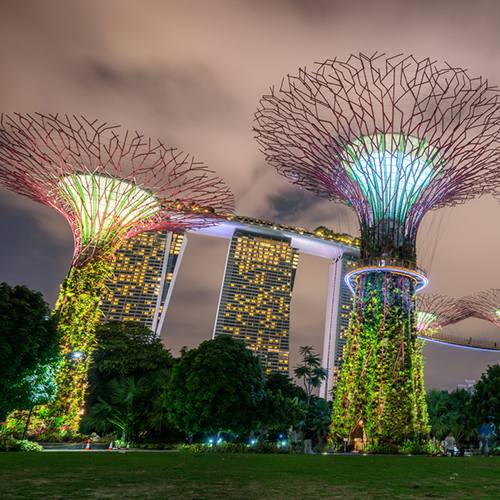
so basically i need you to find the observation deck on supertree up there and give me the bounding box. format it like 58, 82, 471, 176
254, 53, 500, 446
0, 113, 234, 430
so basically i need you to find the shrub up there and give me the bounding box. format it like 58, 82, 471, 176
18, 440, 43, 452
0, 435, 42, 452
0, 435, 19, 451
182, 442, 301, 454
389, 440, 434, 455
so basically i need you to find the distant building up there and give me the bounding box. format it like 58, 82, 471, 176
320, 254, 358, 400
99, 231, 187, 334
213, 229, 299, 373
457, 379, 476, 395
193, 215, 358, 379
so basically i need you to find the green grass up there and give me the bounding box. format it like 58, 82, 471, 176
0, 451, 499, 499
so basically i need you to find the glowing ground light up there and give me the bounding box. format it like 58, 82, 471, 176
60, 173, 159, 246
345, 134, 440, 223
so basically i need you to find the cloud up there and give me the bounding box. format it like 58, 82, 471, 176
262, 186, 325, 225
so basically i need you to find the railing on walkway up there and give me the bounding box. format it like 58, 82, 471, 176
345, 257, 428, 293
353, 258, 427, 277
419, 331, 500, 351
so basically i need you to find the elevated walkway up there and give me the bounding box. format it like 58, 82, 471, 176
419, 331, 500, 351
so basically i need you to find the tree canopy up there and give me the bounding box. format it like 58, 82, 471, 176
467, 364, 500, 427
164, 335, 266, 435
256, 390, 305, 443
91, 321, 174, 380
265, 372, 307, 402
0, 283, 60, 420
86, 321, 174, 409
426, 388, 475, 443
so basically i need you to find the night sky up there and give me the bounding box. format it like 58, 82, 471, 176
1, 0, 500, 391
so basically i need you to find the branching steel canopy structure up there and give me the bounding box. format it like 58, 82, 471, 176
0, 113, 233, 267
255, 53, 500, 260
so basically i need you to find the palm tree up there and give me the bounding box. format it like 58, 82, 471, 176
293, 346, 328, 406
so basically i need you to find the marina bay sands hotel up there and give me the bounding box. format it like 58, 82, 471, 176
99, 216, 360, 400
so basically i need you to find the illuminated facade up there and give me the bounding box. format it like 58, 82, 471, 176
320, 254, 357, 400
213, 229, 299, 373
100, 232, 186, 334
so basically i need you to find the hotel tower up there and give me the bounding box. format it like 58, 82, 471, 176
99, 231, 186, 334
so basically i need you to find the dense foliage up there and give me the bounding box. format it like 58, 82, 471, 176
164, 335, 266, 436
83, 321, 177, 443
86, 321, 174, 409
0, 435, 43, 452
426, 388, 475, 444
0, 283, 60, 421
265, 372, 307, 401
44, 257, 114, 430
89, 369, 172, 442
467, 364, 500, 426
330, 273, 429, 448
256, 390, 305, 443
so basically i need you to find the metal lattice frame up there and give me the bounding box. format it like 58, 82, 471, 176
466, 289, 500, 326
0, 113, 234, 267
255, 53, 500, 259
416, 294, 472, 334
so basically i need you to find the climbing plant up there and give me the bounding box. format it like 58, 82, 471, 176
329, 272, 429, 449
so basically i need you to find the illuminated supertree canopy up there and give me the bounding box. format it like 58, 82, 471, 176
0, 113, 234, 430
255, 53, 500, 261
255, 53, 500, 447
416, 294, 472, 335
416, 293, 499, 351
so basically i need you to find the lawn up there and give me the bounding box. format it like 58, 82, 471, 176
0, 451, 499, 499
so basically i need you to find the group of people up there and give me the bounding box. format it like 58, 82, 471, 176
441, 420, 495, 457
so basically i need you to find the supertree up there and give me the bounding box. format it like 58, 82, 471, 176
254, 53, 500, 446
466, 289, 500, 326
0, 113, 234, 430
416, 294, 472, 336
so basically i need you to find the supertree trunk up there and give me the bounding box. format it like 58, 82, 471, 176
45, 254, 115, 430
330, 272, 429, 447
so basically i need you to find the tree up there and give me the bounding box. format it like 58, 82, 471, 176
91, 321, 174, 379
90, 369, 171, 442
293, 346, 328, 405
86, 321, 174, 409
426, 389, 452, 441
0, 283, 60, 420
304, 396, 332, 452
468, 364, 500, 428
7, 361, 60, 439
164, 335, 265, 437
426, 388, 475, 445
265, 372, 307, 402
256, 390, 305, 443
